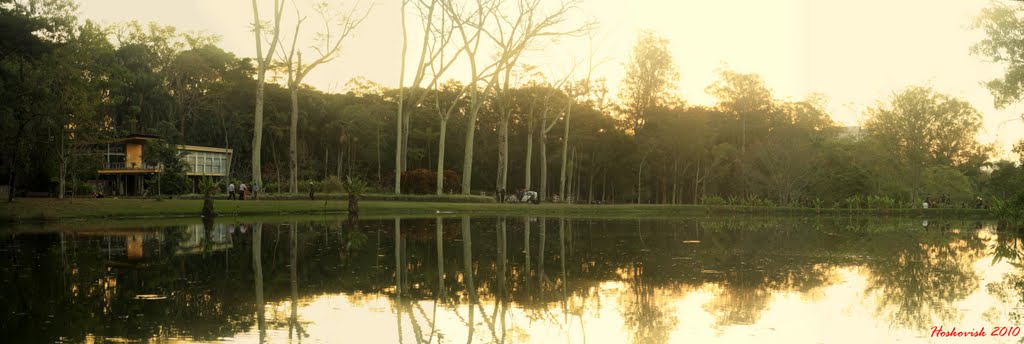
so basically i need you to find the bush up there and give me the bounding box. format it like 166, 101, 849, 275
384, 169, 462, 194
262, 182, 278, 193
74, 182, 95, 195
738, 195, 774, 207
727, 195, 741, 205
178, 192, 496, 203
324, 176, 344, 193
402, 169, 435, 194
701, 194, 727, 206
842, 195, 864, 209
146, 170, 189, 196
866, 195, 896, 209
442, 170, 461, 193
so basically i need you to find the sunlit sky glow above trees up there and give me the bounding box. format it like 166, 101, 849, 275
78, 0, 1024, 158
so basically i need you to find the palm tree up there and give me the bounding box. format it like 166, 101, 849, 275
198, 176, 218, 218
342, 175, 369, 215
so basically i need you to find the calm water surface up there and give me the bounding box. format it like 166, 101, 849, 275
2, 216, 1023, 343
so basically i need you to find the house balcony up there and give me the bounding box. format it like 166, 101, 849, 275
99, 162, 162, 174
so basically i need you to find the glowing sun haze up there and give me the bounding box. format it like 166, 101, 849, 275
78, 0, 1024, 158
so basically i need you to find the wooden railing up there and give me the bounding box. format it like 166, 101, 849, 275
103, 162, 160, 170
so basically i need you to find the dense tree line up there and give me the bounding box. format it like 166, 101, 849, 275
3, 0, 1023, 207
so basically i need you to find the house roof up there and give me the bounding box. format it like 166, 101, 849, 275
178, 145, 233, 154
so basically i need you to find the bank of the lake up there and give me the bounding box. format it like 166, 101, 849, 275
0, 198, 993, 224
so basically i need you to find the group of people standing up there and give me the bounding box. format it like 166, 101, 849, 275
921, 195, 986, 209
226, 182, 257, 200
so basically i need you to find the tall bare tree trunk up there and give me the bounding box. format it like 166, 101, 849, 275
672, 160, 678, 204
461, 100, 480, 194
435, 217, 445, 301
524, 123, 534, 190
559, 101, 572, 198
395, 0, 407, 194
252, 223, 266, 342
58, 132, 66, 199
253, 75, 266, 190
497, 118, 509, 192
251, 0, 285, 194
540, 128, 548, 199
289, 76, 299, 193
588, 165, 595, 204
435, 118, 448, 195
401, 114, 410, 171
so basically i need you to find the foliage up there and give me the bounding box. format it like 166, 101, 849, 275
862, 86, 988, 202
143, 140, 189, 196
177, 192, 496, 203
700, 194, 727, 206
0, 3, 1009, 210
385, 169, 461, 195
843, 195, 864, 209
198, 176, 218, 196
619, 30, 679, 133
973, 4, 1024, 109
342, 176, 369, 198
323, 176, 344, 193
73, 182, 95, 195
866, 195, 897, 210
991, 196, 1024, 229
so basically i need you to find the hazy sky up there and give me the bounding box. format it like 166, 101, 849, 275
77, 0, 1024, 158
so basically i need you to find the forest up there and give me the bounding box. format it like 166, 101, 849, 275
3, 0, 1024, 208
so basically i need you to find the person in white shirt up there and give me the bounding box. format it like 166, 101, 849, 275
239, 183, 247, 200
227, 183, 236, 200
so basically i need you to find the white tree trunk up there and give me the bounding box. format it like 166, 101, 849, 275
435, 117, 448, 195
460, 101, 480, 194
395, 0, 408, 194
289, 85, 299, 193
559, 102, 572, 198
540, 127, 548, 200
496, 117, 509, 192
524, 122, 534, 190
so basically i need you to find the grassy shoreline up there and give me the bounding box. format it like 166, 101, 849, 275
0, 198, 993, 225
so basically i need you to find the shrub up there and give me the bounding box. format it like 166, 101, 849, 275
739, 195, 774, 207
866, 195, 896, 209
812, 198, 825, 209
991, 195, 1024, 229
74, 182, 95, 195
442, 170, 461, 193
178, 192, 496, 203
402, 169, 435, 194
324, 176, 344, 193
701, 194, 727, 206
384, 169, 463, 194
727, 195, 741, 205
843, 195, 864, 209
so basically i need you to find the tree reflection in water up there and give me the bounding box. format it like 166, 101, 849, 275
862, 229, 985, 330
618, 219, 679, 344
987, 227, 1024, 329
0, 216, 1001, 342
252, 222, 266, 344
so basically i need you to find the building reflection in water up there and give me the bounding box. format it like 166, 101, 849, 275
6, 217, 1024, 343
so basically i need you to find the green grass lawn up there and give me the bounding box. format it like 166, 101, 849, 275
0, 197, 994, 224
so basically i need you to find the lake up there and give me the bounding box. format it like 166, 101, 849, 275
1, 216, 1021, 343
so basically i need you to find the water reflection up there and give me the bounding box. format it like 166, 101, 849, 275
0, 216, 1017, 343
